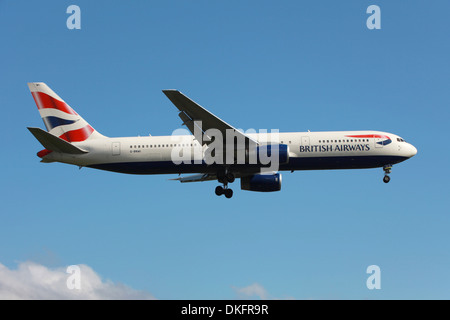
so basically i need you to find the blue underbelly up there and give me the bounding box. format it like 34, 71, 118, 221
87, 155, 408, 175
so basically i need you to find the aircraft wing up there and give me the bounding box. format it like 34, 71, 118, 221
162, 90, 258, 146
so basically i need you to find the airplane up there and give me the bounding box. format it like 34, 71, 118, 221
27, 82, 417, 198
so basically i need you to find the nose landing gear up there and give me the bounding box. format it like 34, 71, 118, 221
383, 165, 392, 183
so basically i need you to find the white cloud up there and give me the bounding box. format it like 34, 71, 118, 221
0, 261, 155, 300
233, 283, 269, 300
233, 283, 295, 300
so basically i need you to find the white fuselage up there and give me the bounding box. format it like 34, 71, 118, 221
41, 130, 417, 175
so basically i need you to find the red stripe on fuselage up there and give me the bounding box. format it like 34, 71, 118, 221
59, 125, 94, 142
31, 91, 78, 115
345, 134, 389, 139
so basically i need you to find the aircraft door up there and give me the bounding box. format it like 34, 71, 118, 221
112, 142, 121, 155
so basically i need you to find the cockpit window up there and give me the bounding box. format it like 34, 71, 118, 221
397, 137, 406, 142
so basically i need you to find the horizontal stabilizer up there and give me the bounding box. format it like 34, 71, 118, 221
27, 127, 88, 154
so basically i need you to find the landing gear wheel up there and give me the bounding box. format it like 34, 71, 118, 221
215, 186, 224, 196
217, 175, 225, 184
382, 164, 392, 184
224, 188, 233, 199
225, 173, 235, 183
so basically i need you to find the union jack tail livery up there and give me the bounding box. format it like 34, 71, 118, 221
28, 82, 105, 142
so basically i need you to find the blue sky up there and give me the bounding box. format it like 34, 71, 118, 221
1, 0, 449, 299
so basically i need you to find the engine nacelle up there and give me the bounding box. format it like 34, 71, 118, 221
240, 173, 282, 192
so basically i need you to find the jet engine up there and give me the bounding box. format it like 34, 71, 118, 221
240, 173, 282, 192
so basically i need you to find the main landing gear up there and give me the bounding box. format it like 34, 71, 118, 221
215, 185, 233, 198
215, 171, 235, 198
383, 165, 392, 183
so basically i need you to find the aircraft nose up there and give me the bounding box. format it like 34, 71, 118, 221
407, 143, 417, 158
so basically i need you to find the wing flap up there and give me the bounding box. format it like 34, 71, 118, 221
170, 173, 217, 183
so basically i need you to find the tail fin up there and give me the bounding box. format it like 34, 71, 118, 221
28, 82, 106, 142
